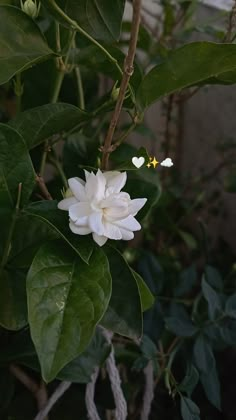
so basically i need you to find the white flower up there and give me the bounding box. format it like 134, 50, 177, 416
58, 170, 147, 247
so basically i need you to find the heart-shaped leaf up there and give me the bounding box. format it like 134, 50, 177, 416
27, 240, 111, 382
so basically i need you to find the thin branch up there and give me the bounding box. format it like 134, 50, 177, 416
36, 175, 53, 201
224, 0, 236, 42
101, 0, 142, 170
10, 364, 48, 419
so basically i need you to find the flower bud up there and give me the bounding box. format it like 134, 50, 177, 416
20, 0, 40, 19
111, 82, 120, 101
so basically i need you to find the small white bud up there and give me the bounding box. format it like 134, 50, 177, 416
20, 0, 41, 19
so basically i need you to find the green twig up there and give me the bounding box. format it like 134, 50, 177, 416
49, 154, 68, 190
47, 0, 123, 78
0, 183, 22, 274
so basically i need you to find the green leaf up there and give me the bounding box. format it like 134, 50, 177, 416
225, 294, 236, 319
101, 246, 142, 340
193, 335, 215, 373
9, 103, 89, 150
65, 0, 126, 43
201, 278, 222, 320
137, 42, 236, 110
0, 5, 54, 85
8, 215, 58, 269
200, 367, 221, 411
205, 265, 223, 290
165, 314, 197, 337
125, 169, 162, 220
132, 269, 154, 312
69, 45, 142, 89
180, 396, 200, 420
175, 265, 197, 297
178, 230, 198, 250
0, 268, 27, 330
26, 240, 111, 382
179, 365, 199, 397
0, 124, 35, 207
58, 328, 111, 383
140, 335, 157, 360
24, 201, 94, 263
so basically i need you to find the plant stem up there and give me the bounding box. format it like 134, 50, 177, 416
72, 37, 85, 110
0, 183, 22, 275
48, 0, 123, 78
14, 72, 23, 114
101, 0, 142, 170
39, 28, 75, 176
49, 154, 68, 189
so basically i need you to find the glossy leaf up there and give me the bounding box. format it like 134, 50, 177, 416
58, 328, 111, 383
193, 335, 215, 374
0, 124, 35, 206
202, 278, 222, 320
24, 201, 94, 263
132, 269, 155, 312
137, 42, 236, 110
8, 215, 58, 269
200, 367, 221, 411
0, 269, 27, 330
175, 265, 197, 297
165, 314, 197, 337
65, 0, 126, 42
180, 396, 200, 420
101, 246, 142, 340
179, 365, 199, 397
9, 103, 89, 150
0, 5, 54, 85
27, 241, 112, 382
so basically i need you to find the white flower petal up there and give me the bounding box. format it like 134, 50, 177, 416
129, 198, 147, 215
103, 222, 122, 240
57, 197, 78, 211
69, 202, 91, 224
119, 228, 134, 241
69, 221, 92, 235
88, 211, 104, 236
114, 215, 141, 231
104, 171, 127, 193
85, 170, 106, 201
68, 177, 86, 201
92, 233, 108, 246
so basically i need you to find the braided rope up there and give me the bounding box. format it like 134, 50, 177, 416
102, 329, 128, 420
34, 381, 71, 420
85, 366, 101, 420
140, 361, 154, 420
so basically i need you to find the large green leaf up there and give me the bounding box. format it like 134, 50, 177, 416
0, 5, 54, 85
9, 103, 89, 150
180, 396, 200, 420
8, 214, 58, 269
0, 268, 27, 330
58, 328, 111, 383
201, 278, 222, 320
27, 241, 111, 382
137, 42, 236, 110
200, 367, 221, 411
101, 246, 142, 339
24, 201, 94, 263
193, 335, 215, 374
65, 0, 125, 43
0, 124, 35, 206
